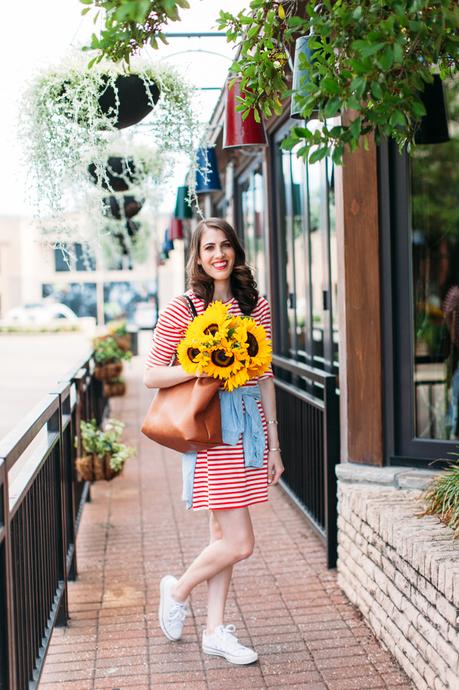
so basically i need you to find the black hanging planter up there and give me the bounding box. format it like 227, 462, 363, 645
112, 220, 140, 258
103, 195, 144, 220
98, 74, 160, 129
88, 157, 136, 192
414, 75, 450, 145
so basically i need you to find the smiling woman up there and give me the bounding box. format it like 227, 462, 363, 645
143, 216, 283, 665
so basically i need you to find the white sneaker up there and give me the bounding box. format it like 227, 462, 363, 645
159, 575, 189, 641
202, 624, 258, 665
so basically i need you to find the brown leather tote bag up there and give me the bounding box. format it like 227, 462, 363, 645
141, 295, 223, 453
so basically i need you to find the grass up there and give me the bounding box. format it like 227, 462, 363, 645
420, 453, 459, 538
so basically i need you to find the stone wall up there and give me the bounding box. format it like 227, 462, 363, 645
336, 464, 459, 690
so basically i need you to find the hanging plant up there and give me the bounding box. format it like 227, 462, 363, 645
218, 0, 459, 164
21, 53, 199, 237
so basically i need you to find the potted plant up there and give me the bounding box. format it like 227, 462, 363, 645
218, 0, 458, 164
75, 418, 134, 481
21, 54, 199, 237
94, 336, 132, 380
103, 377, 127, 398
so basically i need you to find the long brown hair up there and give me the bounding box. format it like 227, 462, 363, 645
186, 218, 258, 315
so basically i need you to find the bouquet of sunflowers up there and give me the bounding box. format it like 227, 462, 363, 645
177, 301, 272, 391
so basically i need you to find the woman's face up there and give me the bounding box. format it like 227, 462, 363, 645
198, 227, 236, 281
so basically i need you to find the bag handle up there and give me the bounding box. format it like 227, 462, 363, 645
181, 293, 198, 319
169, 294, 198, 367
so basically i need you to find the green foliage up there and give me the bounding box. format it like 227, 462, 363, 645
94, 336, 132, 363
420, 456, 459, 537
80, 0, 190, 63
79, 418, 134, 471
218, 0, 459, 164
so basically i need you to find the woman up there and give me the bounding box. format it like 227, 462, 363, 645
143, 217, 284, 665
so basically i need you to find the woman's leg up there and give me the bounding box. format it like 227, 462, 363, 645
171, 507, 254, 603
206, 512, 233, 633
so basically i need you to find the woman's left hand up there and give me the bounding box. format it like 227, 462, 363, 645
268, 449, 284, 486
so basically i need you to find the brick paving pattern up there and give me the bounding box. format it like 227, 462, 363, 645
40, 358, 414, 689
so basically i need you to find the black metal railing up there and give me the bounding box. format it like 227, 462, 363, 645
273, 355, 340, 568
0, 353, 108, 690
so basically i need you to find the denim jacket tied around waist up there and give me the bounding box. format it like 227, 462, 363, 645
181, 383, 265, 509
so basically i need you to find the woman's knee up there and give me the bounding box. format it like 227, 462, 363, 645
228, 535, 255, 563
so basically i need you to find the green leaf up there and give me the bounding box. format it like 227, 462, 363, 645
293, 126, 313, 140
321, 77, 340, 95
377, 45, 394, 70
370, 81, 383, 100
309, 147, 328, 164
324, 97, 341, 118
349, 117, 362, 139
351, 76, 366, 99
393, 41, 403, 65
389, 110, 406, 128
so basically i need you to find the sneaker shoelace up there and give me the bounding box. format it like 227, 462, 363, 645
168, 601, 188, 623
216, 624, 247, 651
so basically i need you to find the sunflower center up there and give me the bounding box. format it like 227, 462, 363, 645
204, 323, 219, 335
247, 332, 259, 357
187, 348, 201, 363
211, 350, 235, 367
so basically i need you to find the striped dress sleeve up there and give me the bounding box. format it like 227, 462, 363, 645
257, 296, 274, 380
145, 297, 192, 368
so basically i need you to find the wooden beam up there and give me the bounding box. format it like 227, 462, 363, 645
335, 135, 383, 465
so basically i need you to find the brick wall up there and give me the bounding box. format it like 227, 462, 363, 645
336, 465, 459, 690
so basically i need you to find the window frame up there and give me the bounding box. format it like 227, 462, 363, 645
380, 139, 455, 467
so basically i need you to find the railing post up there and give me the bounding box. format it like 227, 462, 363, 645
323, 376, 340, 569
0, 459, 17, 690
48, 402, 69, 627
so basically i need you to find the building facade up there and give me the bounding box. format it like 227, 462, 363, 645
192, 77, 459, 688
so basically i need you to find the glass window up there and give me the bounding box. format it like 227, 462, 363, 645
411, 76, 459, 440
274, 123, 338, 379
54, 243, 96, 272
42, 283, 97, 318
239, 166, 267, 296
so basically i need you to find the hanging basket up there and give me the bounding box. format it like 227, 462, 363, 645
103, 380, 127, 397
94, 361, 123, 381
103, 195, 144, 220
114, 334, 132, 352
75, 454, 122, 481
98, 74, 160, 129
88, 157, 137, 192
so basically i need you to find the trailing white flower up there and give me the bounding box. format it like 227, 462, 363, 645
20, 51, 201, 255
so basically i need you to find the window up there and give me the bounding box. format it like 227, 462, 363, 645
237, 166, 267, 297
54, 243, 96, 272
272, 122, 339, 378
410, 77, 459, 440
383, 75, 459, 463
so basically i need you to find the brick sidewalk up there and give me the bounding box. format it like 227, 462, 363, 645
40, 358, 414, 689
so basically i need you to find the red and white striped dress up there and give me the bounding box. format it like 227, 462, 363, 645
145, 290, 274, 511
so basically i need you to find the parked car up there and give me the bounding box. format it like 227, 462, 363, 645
2, 302, 79, 325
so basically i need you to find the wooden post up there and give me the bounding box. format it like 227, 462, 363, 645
335, 135, 384, 465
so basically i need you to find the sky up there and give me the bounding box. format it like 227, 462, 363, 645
0, 0, 245, 216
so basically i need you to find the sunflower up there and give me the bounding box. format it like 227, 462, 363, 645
176, 337, 210, 374
242, 319, 272, 378
204, 338, 246, 379
185, 301, 230, 342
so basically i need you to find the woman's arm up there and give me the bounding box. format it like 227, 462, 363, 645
259, 377, 284, 485
143, 365, 196, 389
